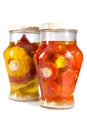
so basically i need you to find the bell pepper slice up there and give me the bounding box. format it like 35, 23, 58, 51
10, 78, 38, 91
19, 34, 29, 43
17, 42, 34, 52
39, 62, 58, 80
16, 35, 39, 55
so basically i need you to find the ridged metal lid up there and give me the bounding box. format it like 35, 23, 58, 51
9, 25, 39, 32
39, 23, 78, 32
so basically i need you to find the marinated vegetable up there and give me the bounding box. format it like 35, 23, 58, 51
4, 34, 39, 101
34, 41, 83, 105
39, 62, 58, 80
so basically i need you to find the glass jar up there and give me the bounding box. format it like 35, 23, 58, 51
34, 23, 83, 109
4, 26, 40, 101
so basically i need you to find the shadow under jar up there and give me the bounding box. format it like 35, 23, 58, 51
34, 23, 83, 109
4, 26, 40, 101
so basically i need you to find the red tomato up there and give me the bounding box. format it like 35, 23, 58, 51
39, 62, 58, 81
58, 69, 79, 97
44, 81, 61, 98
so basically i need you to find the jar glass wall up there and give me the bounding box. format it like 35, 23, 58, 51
4, 26, 40, 101
34, 23, 83, 109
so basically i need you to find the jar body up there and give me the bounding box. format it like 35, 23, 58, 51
4, 27, 40, 101
34, 30, 83, 108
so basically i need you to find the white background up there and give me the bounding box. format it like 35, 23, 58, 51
0, 0, 87, 130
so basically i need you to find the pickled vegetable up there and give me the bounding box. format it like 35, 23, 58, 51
34, 41, 83, 103
4, 46, 31, 77
58, 69, 78, 97
4, 34, 39, 100
44, 81, 61, 98
55, 55, 66, 68
39, 62, 58, 80
16, 34, 39, 56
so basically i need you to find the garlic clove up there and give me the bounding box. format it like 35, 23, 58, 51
8, 60, 19, 71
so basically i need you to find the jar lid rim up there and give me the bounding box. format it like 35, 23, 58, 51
39, 23, 78, 31
9, 25, 39, 32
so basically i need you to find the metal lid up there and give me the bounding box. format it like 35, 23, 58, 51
39, 23, 78, 32
9, 25, 39, 32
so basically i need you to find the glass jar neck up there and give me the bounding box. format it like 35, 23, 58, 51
40, 30, 77, 42
9, 31, 40, 44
